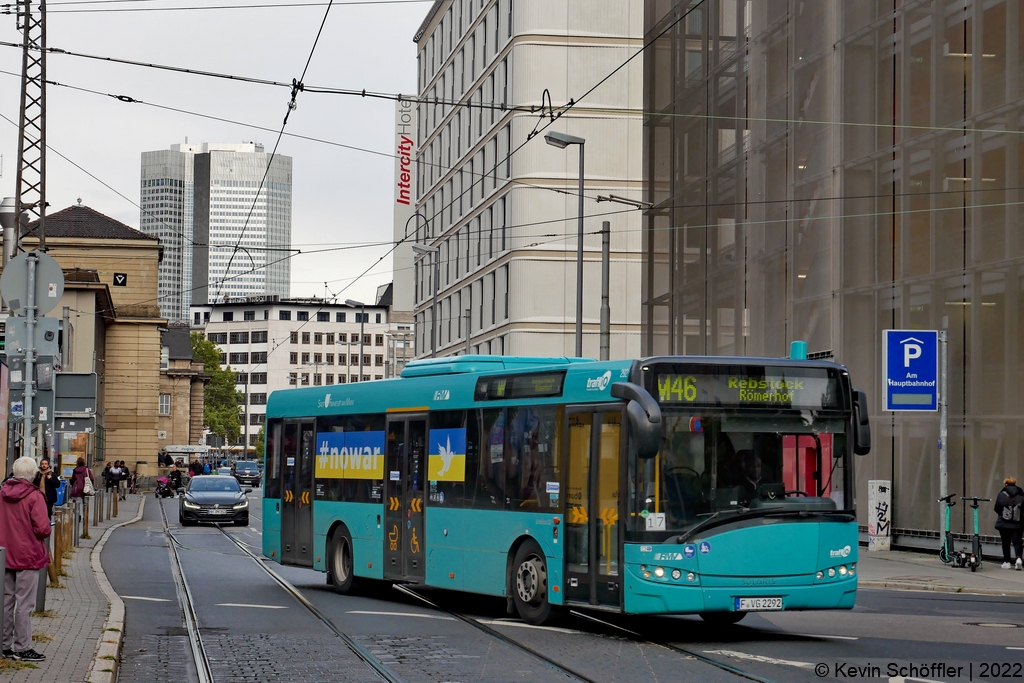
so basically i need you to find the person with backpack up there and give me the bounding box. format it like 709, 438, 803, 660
994, 476, 1024, 570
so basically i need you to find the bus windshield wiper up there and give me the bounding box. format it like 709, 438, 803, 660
673, 509, 743, 544
672, 507, 852, 544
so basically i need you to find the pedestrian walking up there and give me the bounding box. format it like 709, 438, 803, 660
69, 457, 95, 500
118, 462, 130, 500
995, 476, 1024, 570
33, 458, 60, 519
101, 462, 115, 493
0, 457, 52, 661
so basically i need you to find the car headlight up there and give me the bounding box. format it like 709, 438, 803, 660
183, 501, 199, 509
233, 500, 249, 509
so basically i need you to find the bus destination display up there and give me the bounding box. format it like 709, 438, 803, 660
653, 367, 840, 410
474, 371, 566, 401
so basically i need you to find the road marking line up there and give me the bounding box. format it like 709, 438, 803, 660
346, 610, 455, 621
703, 649, 814, 669
1009, 647, 1024, 650
215, 603, 288, 609
250, 527, 258, 532
478, 619, 582, 635
121, 596, 171, 602
793, 633, 859, 640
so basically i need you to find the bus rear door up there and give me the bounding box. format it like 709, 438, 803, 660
564, 407, 623, 608
384, 415, 427, 581
281, 420, 315, 566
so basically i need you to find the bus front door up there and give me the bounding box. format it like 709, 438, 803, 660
384, 415, 427, 581
281, 420, 315, 566
564, 408, 622, 607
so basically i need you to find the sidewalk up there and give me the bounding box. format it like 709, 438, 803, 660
0, 494, 143, 682
858, 546, 1024, 596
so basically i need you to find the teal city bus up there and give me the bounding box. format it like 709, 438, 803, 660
262, 355, 871, 624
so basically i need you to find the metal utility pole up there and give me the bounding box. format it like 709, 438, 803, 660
938, 329, 948, 505
14, 0, 48, 250
465, 309, 471, 355
599, 221, 610, 361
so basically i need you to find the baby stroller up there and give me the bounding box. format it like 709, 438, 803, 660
155, 476, 175, 498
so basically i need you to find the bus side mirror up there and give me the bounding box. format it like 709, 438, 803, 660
852, 388, 871, 455
611, 382, 662, 459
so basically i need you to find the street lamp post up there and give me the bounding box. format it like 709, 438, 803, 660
545, 131, 586, 357
412, 244, 440, 358
345, 299, 366, 381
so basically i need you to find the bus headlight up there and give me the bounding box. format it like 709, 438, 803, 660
654, 567, 665, 578
838, 565, 848, 576
816, 571, 824, 580
827, 568, 836, 578
671, 569, 681, 580
686, 572, 696, 582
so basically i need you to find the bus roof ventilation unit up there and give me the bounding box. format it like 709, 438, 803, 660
400, 355, 595, 378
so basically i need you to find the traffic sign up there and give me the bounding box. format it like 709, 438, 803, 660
5, 316, 60, 357
883, 330, 938, 411
0, 251, 66, 317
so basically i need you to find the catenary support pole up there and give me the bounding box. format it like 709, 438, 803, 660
575, 143, 585, 357
465, 309, 471, 355
600, 221, 610, 361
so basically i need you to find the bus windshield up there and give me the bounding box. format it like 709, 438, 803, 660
627, 411, 849, 539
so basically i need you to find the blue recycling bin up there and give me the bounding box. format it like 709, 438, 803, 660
55, 479, 69, 507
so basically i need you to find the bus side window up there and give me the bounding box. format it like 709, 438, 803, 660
266, 420, 281, 499
473, 409, 505, 509
506, 406, 562, 511
430, 410, 468, 507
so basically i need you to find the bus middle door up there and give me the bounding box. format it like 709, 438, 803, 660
384, 415, 427, 581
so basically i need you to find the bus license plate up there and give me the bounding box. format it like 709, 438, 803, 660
735, 597, 782, 612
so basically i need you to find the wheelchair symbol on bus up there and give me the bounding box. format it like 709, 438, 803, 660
410, 528, 421, 554
699, 541, 712, 555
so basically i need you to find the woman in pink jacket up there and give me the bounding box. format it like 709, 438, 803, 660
0, 457, 51, 662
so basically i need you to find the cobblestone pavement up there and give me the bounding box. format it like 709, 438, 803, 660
0, 495, 142, 682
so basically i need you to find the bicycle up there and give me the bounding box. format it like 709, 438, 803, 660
957, 495, 991, 572
939, 493, 958, 564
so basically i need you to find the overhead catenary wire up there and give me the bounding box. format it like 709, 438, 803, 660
35, 0, 429, 10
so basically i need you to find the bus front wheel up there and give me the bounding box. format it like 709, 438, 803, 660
328, 526, 355, 595
511, 541, 552, 625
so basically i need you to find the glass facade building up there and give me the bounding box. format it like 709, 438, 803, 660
642, 0, 1024, 540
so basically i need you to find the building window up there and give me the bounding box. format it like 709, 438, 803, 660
349, 354, 359, 365
251, 352, 267, 364
229, 352, 249, 364
326, 354, 334, 364
208, 333, 227, 344
194, 312, 201, 325
317, 312, 329, 322
222, 311, 234, 322
204, 312, 210, 323
229, 332, 249, 344
289, 352, 298, 364
251, 331, 268, 343
248, 434, 260, 446
250, 372, 267, 384
376, 313, 382, 324
302, 332, 310, 344
375, 355, 384, 366
375, 334, 384, 346
326, 333, 335, 344
338, 333, 347, 343
336, 312, 346, 322
236, 372, 248, 384
160, 346, 169, 370
325, 374, 334, 385
158, 394, 170, 415
337, 375, 346, 384
289, 373, 297, 385
300, 373, 310, 386
363, 334, 371, 345
297, 311, 309, 321
313, 374, 323, 386
279, 310, 291, 320
250, 393, 267, 405
243, 310, 256, 321
374, 375, 383, 381
301, 353, 310, 364
362, 355, 371, 366
250, 413, 264, 425
351, 375, 359, 383
219, 353, 227, 364
313, 353, 322, 364
314, 333, 323, 344
290, 331, 299, 344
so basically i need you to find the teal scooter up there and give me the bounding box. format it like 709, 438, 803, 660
938, 493, 958, 564
956, 496, 991, 571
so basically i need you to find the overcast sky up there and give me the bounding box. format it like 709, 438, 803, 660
0, 0, 431, 305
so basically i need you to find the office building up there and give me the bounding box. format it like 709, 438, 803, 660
191, 297, 391, 451
407, 0, 644, 359
141, 142, 292, 321
642, 0, 1024, 542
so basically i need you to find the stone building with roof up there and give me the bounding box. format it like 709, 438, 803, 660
13, 204, 168, 476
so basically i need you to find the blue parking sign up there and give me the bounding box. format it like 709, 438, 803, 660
883, 330, 938, 411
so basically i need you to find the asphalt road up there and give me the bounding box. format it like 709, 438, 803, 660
103, 493, 1024, 683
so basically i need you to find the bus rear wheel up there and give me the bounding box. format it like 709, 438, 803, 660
328, 526, 355, 595
699, 611, 746, 626
511, 541, 552, 625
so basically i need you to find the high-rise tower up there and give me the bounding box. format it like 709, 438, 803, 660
141, 142, 292, 320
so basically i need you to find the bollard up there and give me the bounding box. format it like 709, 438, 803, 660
72, 499, 80, 547
113, 492, 119, 518
83, 497, 90, 538
47, 519, 58, 586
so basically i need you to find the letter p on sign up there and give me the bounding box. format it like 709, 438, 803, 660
903, 341, 921, 367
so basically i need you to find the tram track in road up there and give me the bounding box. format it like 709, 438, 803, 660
394, 585, 779, 683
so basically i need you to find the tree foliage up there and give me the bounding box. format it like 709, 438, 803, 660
191, 332, 242, 443
253, 425, 265, 462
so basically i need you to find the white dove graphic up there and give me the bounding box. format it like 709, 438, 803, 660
436, 435, 456, 477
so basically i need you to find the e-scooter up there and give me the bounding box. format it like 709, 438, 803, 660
956, 495, 991, 572
939, 493, 958, 564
